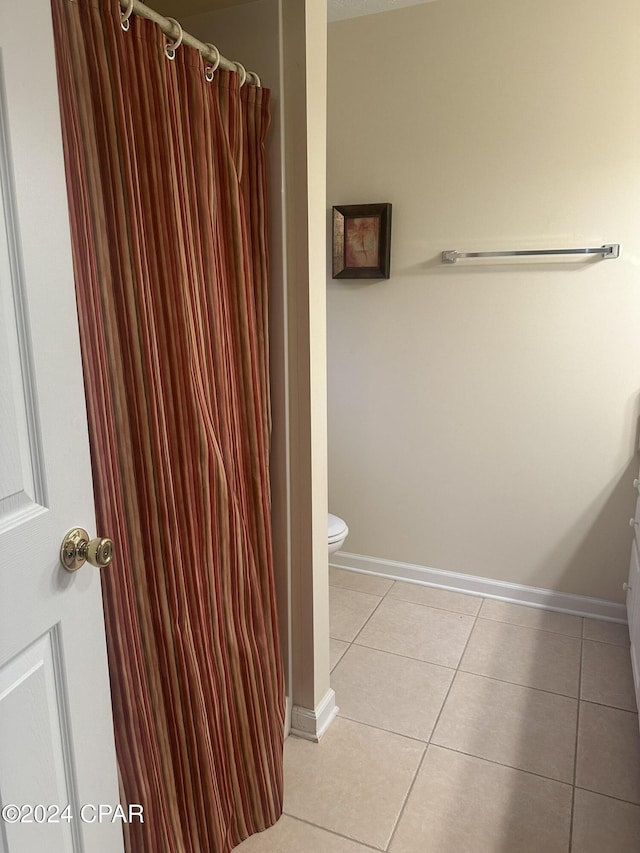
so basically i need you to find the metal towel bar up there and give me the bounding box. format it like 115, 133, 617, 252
441, 244, 620, 264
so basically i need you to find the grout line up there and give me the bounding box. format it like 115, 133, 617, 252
569, 627, 585, 851
348, 639, 458, 673
384, 599, 483, 851
330, 578, 480, 618
576, 697, 638, 713
346, 641, 457, 671
280, 812, 384, 851
581, 630, 630, 648
573, 784, 640, 808
347, 588, 391, 646
384, 595, 481, 619
582, 637, 631, 648
429, 743, 573, 789
383, 595, 481, 619
382, 743, 428, 852
582, 635, 632, 651
446, 668, 579, 702
455, 666, 579, 700
329, 583, 394, 599
578, 698, 639, 717
333, 713, 429, 745
330, 647, 349, 673
432, 603, 481, 731
382, 580, 396, 600
473, 616, 583, 641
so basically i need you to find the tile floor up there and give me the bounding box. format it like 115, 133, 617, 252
238, 568, 640, 852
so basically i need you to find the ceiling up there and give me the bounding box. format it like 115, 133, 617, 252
151, 0, 438, 22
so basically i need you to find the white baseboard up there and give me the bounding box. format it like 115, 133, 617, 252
330, 551, 627, 623
290, 688, 339, 742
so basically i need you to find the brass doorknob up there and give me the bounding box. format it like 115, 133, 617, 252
60, 527, 114, 572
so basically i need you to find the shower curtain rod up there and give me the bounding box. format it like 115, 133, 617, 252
119, 0, 261, 85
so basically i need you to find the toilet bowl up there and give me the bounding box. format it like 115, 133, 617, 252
328, 513, 349, 555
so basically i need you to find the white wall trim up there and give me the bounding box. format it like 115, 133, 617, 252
290, 688, 338, 742
331, 551, 627, 623
284, 694, 292, 738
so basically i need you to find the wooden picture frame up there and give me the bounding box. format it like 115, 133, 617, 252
332, 203, 392, 279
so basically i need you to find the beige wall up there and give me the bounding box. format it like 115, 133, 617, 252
327, 0, 640, 602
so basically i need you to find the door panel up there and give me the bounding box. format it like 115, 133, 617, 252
0, 630, 77, 853
0, 75, 45, 530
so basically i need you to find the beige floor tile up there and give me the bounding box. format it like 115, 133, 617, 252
330, 639, 350, 671
571, 789, 640, 853
576, 701, 640, 804
235, 815, 375, 852
329, 567, 394, 596
332, 644, 454, 741
330, 587, 381, 642
460, 618, 581, 696
432, 671, 577, 782
284, 717, 424, 849
479, 599, 582, 637
583, 618, 630, 647
389, 746, 572, 853
581, 640, 637, 711
387, 581, 481, 616
355, 598, 474, 668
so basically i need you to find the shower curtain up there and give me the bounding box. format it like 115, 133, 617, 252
51, 1, 284, 850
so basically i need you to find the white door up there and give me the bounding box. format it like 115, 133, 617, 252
0, 2, 125, 851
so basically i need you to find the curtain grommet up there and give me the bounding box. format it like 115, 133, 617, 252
204, 43, 221, 81
248, 71, 261, 88
232, 61, 247, 88
120, 0, 134, 31
164, 17, 183, 60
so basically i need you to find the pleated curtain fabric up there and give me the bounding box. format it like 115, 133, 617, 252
51, 1, 284, 850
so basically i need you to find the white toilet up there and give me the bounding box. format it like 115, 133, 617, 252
328, 513, 349, 555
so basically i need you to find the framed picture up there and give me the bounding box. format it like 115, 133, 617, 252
332, 203, 392, 279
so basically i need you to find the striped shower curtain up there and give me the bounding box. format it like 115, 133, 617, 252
51, 1, 284, 850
